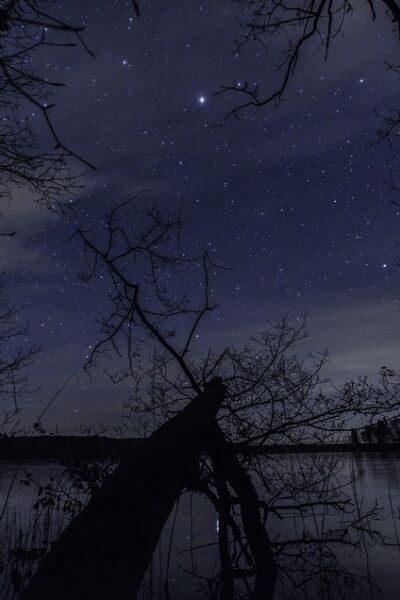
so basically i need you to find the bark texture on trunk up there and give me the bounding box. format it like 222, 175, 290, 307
19, 381, 226, 600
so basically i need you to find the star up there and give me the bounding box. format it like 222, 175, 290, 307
198, 95, 206, 105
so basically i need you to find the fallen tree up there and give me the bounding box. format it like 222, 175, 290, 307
20, 379, 228, 599
18, 201, 400, 599
20, 377, 278, 600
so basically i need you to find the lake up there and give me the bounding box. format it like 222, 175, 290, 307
1, 452, 399, 599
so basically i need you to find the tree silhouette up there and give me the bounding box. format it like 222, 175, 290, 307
219, 0, 399, 120
0, 0, 95, 209
359, 413, 400, 444
0, 274, 39, 428
1, 2, 398, 597
217, 1, 400, 199
350, 428, 360, 445
19, 199, 400, 599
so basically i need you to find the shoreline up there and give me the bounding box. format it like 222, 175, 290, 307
1, 436, 400, 461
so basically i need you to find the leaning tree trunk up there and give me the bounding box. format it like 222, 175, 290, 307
208, 423, 278, 600
19, 380, 226, 600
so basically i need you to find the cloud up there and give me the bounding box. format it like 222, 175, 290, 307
307, 299, 400, 381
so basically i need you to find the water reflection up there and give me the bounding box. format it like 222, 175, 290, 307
1, 452, 400, 599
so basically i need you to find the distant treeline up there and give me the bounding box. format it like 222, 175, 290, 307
1, 434, 400, 461
0, 435, 143, 461
351, 418, 400, 445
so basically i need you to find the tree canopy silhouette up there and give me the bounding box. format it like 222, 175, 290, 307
19, 199, 400, 599
0, 0, 96, 208
219, 0, 399, 119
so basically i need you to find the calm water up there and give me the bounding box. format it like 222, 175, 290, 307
1, 453, 400, 599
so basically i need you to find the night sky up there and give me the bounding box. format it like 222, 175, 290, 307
1, 1, 399, 432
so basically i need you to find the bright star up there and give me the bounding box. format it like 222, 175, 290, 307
198, 95, 206, 105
